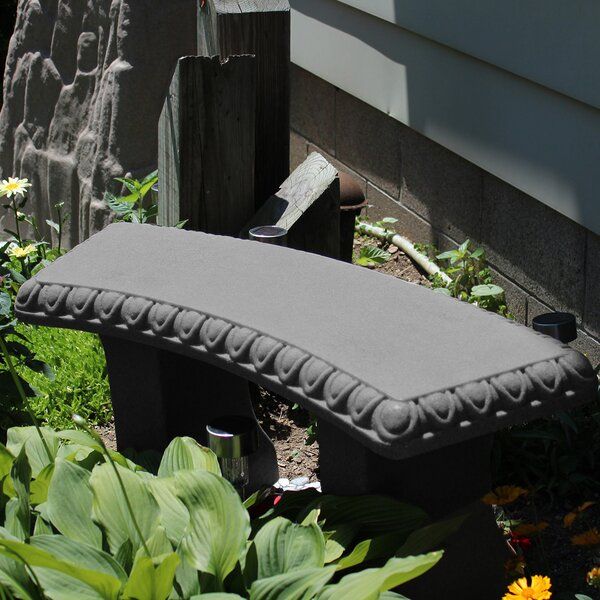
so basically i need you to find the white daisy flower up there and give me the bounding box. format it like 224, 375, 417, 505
0, 177, 32, 198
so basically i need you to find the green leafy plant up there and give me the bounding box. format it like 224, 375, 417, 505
104, 171, 159, 224
0, 178, 66, 431
356, 246, 391, 268
432, 240, 512, 318
105, 171, 187, 228
0, 422, 456, 599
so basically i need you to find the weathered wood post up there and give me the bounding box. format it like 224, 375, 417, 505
158, 55, 257, 233
198, 0, 290, 209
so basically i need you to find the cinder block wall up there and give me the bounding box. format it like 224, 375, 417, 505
290, 65, 600, 366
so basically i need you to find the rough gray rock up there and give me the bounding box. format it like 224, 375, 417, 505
0, 0, 196, 246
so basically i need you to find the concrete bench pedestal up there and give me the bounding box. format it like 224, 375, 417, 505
16, 223, 596, 600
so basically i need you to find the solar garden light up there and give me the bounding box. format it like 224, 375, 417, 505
249, 225, 288, 246
532, 312, 577, 343
206, 416, 259, 498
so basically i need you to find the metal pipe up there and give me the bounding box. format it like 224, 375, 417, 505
249, 225, 288, 246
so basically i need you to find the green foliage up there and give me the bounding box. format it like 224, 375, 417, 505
104, 171, 159, 225
14, 324, 111, 430
356, 246, 391, 268
0, 181, 67, 431
105, 172, 187, 229
0, 426, 452, 599
432, 240, 512, 318
492, 396, 600, 503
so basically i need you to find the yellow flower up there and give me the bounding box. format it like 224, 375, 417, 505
512, 522, 549, 536
587, 567, 600, 589
571, 528, 600, 547
0, 177, 31, 198
563, 501, 595, 528
503, 575, 552, 600
482, 485, 528, 506
8, 244, 37, 259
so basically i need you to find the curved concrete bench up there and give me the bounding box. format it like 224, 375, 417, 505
16, 223, 595, 455
15, 223, 596, 599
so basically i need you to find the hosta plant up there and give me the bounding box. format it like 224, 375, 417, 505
0, 425, 452, 599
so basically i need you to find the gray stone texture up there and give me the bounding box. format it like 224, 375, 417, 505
335, 88, 402, 198
0, 0, 197, 246
399, 123, 483, 243
489, 268, 527, 325
290, 65, 335, 155
584, 229, 600, 339
289, 131, 307, 171
16, 223, 596, 460
481, 174, 587, 319
366, 183, 450, 248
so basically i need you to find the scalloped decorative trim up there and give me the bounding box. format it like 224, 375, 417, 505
16, 278, 597, 458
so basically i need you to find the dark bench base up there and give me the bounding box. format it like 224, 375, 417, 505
319, 420, 508, 600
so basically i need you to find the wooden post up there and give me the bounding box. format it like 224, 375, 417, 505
158, 55, 257, 235
198, 0, 290, 209
242, 152, 340, 259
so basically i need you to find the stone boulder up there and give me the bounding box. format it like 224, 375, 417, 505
0, 0, 196, 246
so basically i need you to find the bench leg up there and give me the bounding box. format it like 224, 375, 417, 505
100, 336, 279, 491
317, 420, 508, 600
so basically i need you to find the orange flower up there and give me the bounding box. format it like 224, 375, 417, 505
571, 528, 600, 547
503, 575, 552, 600
512, 522, 549, 536
482, 485, 528, 506
563, 501, 595, 528
587, 567, 600, 589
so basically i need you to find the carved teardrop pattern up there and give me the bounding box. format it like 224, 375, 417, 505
15, 281, 597, 453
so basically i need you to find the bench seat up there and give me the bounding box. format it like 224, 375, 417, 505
15, 223, 596, 459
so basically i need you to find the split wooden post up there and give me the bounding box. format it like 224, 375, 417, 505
198, 0, 290, 209
158, 55, 257, 235
242, 152, 340, 259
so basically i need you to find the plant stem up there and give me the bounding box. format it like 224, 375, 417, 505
11, 199, 21, 245
0, 336, 53, 463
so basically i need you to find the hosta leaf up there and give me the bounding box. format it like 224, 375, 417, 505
250, 566, 335, 600
7, 450, 30, 540
31, 535, 127, 582
0, 537, 122, 599
90, 463, 160, 555
334, 533, 405, 571
134, 526, 172, 561
7, 427, 59, 477
0, 528, 37, 600
176, 471, 249, 582
318, 552, 443, 599
191, 595, 244, 599
122, 553, 179, 600
46, 459, 102, 548
158, 437, 220, 478
29, 463, 54, 506
252, 517, 325, 579
396, 514, 467, 557
299, 495, 428, 538
323, 524, 358, 563
149, 477, 189, 543
0, 445, 14, 480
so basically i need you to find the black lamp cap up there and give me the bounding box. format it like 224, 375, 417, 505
532, 312, 577, 343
